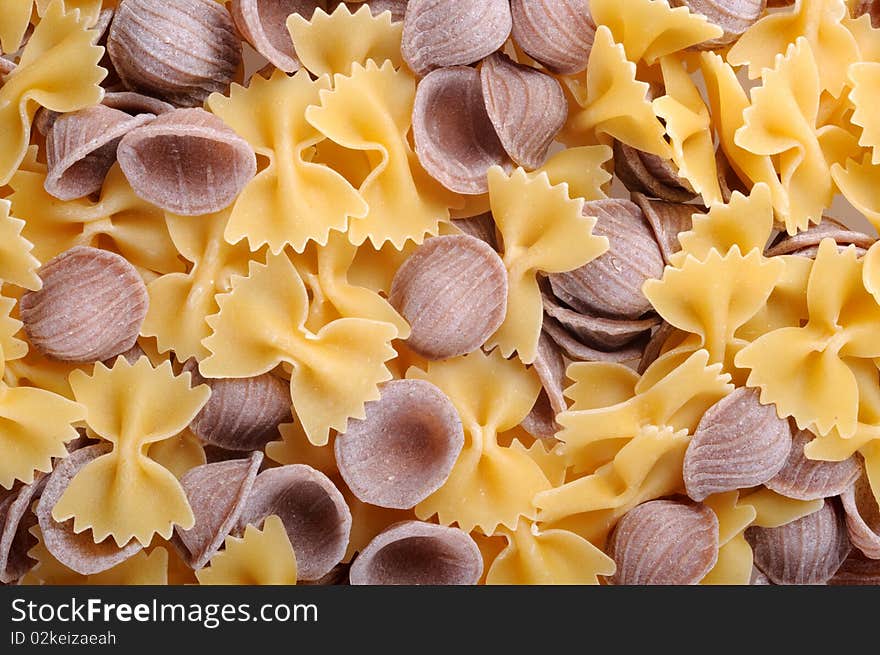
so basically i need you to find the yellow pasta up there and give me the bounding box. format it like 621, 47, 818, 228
0, 0, 104, 186
535, 424, 690, 545
531, 145, 613, 202
849, 62, 880, 164
644, 247, 785, 378
140, 209, 258, 361
700, 492, 756, 585
0, 0, 34, 55
653, 54, 722, 206
288, 4, 403, 77
52, 357, 210, 546
0, 199, 40, 291
485, 520, 616, 585
147, 429, 207, 480
207, 69, 367, 254
589, 0, 723, 65
196, 515, 298, 585
727, 0, 858, 97
484, 166, 608, 364
200, 253, 397, 446
407, 349, 550, 534
736, 240, 880, 437
558, 349, 732, 474
8, 159, 182, 275
831, 153, 880, 231
739, 488, 824, 528
560, 26, 670, 157
305, 60, 456, 248
845, 13, 880, 63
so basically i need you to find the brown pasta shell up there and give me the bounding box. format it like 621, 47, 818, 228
236, 465, 352, 581
683, 387, 793, 501
828, 551, 880, 585
765, 217, 874, 258
521, 388, 560, 440
547, 199, 664, 320
0, 57, 16, 77
108, 0, 242, 107
102, 91, 175, 116
669, 0, 766, 48
44, 105, 154, 201
401, 0, 511, 76
451, 212, 499, 250
175, 452, 262, 570
117, 108, 257, 216
765, 429, 862, 501
183, 361, 291, 451
412, 66, 510, 194
523, 330, 567, 439
390, 234, 508, 360
300, 561, 350, 585
750, 566, 772, 585
746, 499, 851, 585
541, 315, 651, 363
614, 140, 697, 203
606, 498, 720, 585
509, 0, 595, 75
232, 0, 322, 73
20, 246, 149, 363
335, 379, 464, 509
638, 321, 679, 374
35, 445, 142, 575
0, 476, 44, 583
840, 472, 880, 559
349, 520, 482, 585
632, 194, 701, 265
480, 52, 567, 170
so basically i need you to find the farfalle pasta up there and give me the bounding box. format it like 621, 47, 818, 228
4, 0, 880, 589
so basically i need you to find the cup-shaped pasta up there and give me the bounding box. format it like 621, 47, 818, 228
668, 0, 765, 48
510, 0, 595, 75
107, 0, 242, 107
288, 4, 403, 77
841, 472, 880, 559
183, 360, 290, 451
20, 246, 149, 363
175, 453, 262, 569
36, 445, 142, 575
117, 108, 257, 216
765, 429, 861, 500
389, 235, 507, 360
335, 379, 464, 510
401, 0, 511, 76
349, 521, 482, 585
101, 91, 174, 116
44, 105, 154, 201
200, 252, 398, 446
412, 66, 509, 194
0, 1, 104, 186
0, 474, 43, 583
51, 357, 211, 546
235, 465, 352, 581
231, 0, 320, 73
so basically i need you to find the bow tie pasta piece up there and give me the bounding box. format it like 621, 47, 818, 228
289, 232, 409, 337
845, 12, 880, 63
700, 491, 758, 585
0, 0, 104, 186
485, 167, 608, 365
643, 247, 785, 377
590, 0, 723, 64
305, 60, 457, 249
736, 39, 835, 232
34, 0, 103, 24
206, 69, 368, 254
532, 145, 613, 202
200, 252, 397, 446
535, 424, 691, 544
831, 153, 880, 231
485, 519, 616, 585
849, 63, 880, 164
672, 184, 774, 267
559, 350, 733, 474
736, 239, 880, 438
196, 515, 298, 585
727, 0, 858, 97
141, 209, 259, 361
560, 26, 670, 156
51, 358, 211, 546
288, 4, 403, 77
0, 0, 34, 54
406, 349, 551, 534
652, 54, 723, 207
0, 199, 40, 291
0, 295, 85, 489
698, 52, 790, 219
8, 161, 182, 276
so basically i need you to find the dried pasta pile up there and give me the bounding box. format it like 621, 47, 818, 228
2, 0, 880, 586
